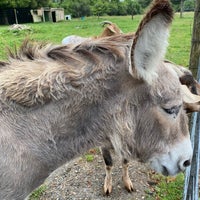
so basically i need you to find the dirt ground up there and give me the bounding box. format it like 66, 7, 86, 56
34, 149, 154, 200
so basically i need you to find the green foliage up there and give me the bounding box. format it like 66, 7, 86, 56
91, 0, 142, 17
117, 2, 128, 15
57, 0, 162, 17
0, 0, 50, 8
35, 0, 50, 8
126, 0, 142, 19
138, 0, 151, 8
91, 0, 107, 17
106, 2, 119, 16
0, 0, 29, 8
61, 0, 91, 17
170, 0, 194, 13
184, 0, 195, 11
0, 0, 190, 17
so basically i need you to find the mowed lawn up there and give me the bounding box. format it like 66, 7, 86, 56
0, 12, 194, 67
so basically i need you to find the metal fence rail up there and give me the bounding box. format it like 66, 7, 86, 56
183, 59, 200, 200
183, 112, 200, 200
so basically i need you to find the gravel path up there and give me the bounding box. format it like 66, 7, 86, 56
31, 149, 153, 200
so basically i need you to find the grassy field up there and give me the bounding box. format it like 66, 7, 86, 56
0, 12, 194, 67
0, 12, 195, 200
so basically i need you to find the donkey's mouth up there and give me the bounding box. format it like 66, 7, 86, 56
161, 165, 181, 176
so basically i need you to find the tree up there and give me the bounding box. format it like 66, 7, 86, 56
184, 0, 195, 11
65, 0, 90, 18
126, 0, 142, 20
91, 1, 107, 18
171, 0, 181, 12
180, 0, 184, 18
117, 1, 128, 15
138, 0, 151, 8
189, 0, 200, 78
106, 2, 118, 15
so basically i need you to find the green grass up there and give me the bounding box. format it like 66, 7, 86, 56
167, 12, 194, 67
146, 173, 184, 200
0, 12, 194, 66
84, 148, 100, 162
28, 185, 47, 200
84, 153, 95, 162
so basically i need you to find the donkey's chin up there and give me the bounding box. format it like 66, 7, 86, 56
148, 137, 193, 176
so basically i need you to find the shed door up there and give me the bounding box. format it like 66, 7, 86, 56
52, 11, 56, 22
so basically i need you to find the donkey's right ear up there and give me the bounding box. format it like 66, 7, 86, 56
130, 0, 173, 84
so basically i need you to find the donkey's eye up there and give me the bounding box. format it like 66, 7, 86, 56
163, 105, 181, 116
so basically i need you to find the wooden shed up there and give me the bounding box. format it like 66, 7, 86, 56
31, 7, 64, 23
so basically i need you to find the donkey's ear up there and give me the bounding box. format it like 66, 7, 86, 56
130, 0, 173, 83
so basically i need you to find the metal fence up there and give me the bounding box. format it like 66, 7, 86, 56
183, 59, 200, 200
183, 112, 200, 200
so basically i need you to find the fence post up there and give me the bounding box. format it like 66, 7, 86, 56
189, 0, 200, 78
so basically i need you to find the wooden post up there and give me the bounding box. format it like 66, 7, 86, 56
180, 0, 184, 18
189, 0, 200, 78
14, 9, 18, 24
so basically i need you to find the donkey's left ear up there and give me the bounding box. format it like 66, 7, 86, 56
130, 0, 173, 84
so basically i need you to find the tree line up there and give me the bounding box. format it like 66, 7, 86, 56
0, 0, 195, 18
56, 0, 145, 18
0, 0, 50, 9
52, 0, 195, 18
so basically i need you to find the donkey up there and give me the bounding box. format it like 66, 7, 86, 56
62, 21, 122, 45
61, 16, 200, 195
101, 61, 200, 194
0, 0, 193, 199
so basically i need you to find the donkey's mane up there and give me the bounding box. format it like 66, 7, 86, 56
0, 34, 133, 107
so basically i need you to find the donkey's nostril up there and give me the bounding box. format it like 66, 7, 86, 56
179, 159, 191, 171
183, 159, 191, 167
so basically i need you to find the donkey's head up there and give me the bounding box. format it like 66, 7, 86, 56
124, 0, 193, 176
